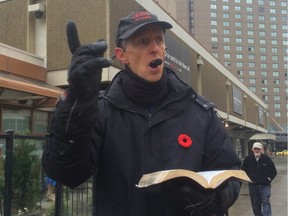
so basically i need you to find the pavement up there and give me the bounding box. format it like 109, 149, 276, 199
229, 156, 287, 216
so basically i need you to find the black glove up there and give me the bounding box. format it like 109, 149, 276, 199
66, 20, 111, 99
163, 178, 218, 216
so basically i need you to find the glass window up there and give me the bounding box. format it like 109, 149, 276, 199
262, 87, 268, 92
236, 46, 243, 51
281, 1, 287, 7
271, 24, 277, 29
259, 39, 266, 44
247, 14, 253, 20
235, 14, 241, 19
272, 71, 279, 77
247, 22, 254, 28
235, 30, 242, 35
260, 55, 267, 61
259, 23, 265, 28
261, 71, 267, 76
270, 9, 276, 14
247, 30, 254, 35
259, 31, 265, 37
247, 7, 253, 12
211, 20, 217, 26
274, 95, 280, 100
223, 21, 230, 26
261, 63, 267, 68
261, 79, 267, 84
237, 70, 243, 75
235, 6, 241, 11
32, 111, 48, 134
274, 112, 281, 117
281, 10, 287, 15
271, 47, 278, 53
246, 0, 252, 4
248, 38, 254, 44
250, 86, 256, 92
260, 47, 266, 52
211, 37, 218, 42
224, 53, 231, 59
223, 5, 229, 10
235, 22, 242, 27
211, 28, 218, 34
223, 29, 230, 34
224, 45, 231, 50
249, 62, 255, 68
262, 95, 268, 101
248, 54, 255, 59
2, 109, 31, 134
224, 61, 231, 66
211, 4, 217, 9
258, 15, 265, 21
274, 104, 281, 109
248, 46, 254, 51
258, 0, 264, 5
249, 70, 256, 76
272, 55, 278, 61
269, 1, 276, 6
236, 62, 243, 67
211, 12, 217, 17
270, 16, 277, 22
236, 38, 242, 43
224, 37, 230, 42
272, 63, 279, 69
236, 54, 243, 59
271, 39, 278, 45
223, 13, 229, 18
212, 52, 218, 58
274, 79, 280, 84
249, 78, 256, 84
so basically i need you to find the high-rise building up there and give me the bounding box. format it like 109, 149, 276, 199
157, 0, 287, 137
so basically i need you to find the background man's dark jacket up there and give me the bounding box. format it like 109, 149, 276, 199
242, 153, 277, 185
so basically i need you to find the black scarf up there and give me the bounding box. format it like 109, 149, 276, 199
122, 68, 169, 107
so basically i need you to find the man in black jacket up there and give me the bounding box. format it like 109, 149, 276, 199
242, 142, 277, 216
42, 10, 242, 216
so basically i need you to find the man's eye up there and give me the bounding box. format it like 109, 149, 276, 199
139, 39, 149, 45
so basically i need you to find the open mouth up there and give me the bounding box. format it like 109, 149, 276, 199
149, 59, 163, 68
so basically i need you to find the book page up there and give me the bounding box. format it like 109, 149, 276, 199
197, 170, 226, 185
136, 169, 209, 188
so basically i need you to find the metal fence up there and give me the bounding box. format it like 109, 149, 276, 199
0, 130, 93, 216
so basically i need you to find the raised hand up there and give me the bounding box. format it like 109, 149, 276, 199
66, 20, 111, 99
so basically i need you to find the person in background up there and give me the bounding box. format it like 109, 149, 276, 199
45, 176, 56, 201
42, 10, 242, 216
241, 142, 277, 216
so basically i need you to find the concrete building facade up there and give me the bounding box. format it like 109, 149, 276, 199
0, 0, 275, 155
156, 0, 287, 150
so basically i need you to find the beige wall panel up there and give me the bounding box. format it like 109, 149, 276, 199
0, 0, 28, 51
47, 0, 108, 71
202, 62, 227, 111
246, 97, 258, 125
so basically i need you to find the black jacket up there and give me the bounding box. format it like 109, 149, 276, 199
241, 153, 277, 185
42, 68, 241, 216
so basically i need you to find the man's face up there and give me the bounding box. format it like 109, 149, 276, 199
252, 147, 262, 157
116, 24, 166, 82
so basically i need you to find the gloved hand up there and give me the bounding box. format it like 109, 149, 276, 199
163, 178, 218, 216
66, 20, 111, 99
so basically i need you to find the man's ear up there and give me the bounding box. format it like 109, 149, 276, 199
114, 47, 128, 64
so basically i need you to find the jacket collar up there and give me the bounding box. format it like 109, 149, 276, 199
103, 67, 196, 112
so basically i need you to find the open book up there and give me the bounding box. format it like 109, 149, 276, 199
136, 169, 251, 189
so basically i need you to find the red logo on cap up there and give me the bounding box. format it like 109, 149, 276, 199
178, 134, 192, 148
132, 11, 152, 22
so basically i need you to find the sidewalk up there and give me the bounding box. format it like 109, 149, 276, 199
229, 157, 287, 216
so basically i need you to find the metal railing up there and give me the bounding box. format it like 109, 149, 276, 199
0, 130, 93, 216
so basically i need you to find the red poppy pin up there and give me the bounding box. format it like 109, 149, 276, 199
178, 134, 192, 148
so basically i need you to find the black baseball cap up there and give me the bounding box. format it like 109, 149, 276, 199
116, 11, 173, 46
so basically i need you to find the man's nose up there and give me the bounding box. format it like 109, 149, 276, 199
150, 40, 163, 53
